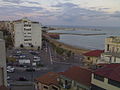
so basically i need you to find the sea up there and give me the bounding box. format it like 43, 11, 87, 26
48, 26, 120, 50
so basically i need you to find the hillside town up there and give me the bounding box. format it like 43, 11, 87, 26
0, 17, 120, 90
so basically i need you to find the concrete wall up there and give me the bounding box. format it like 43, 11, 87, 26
0, 39, 7, 86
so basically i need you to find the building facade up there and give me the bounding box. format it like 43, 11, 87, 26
98, 36, 120, 64
0, 39, 7, 86
14, 18, 42, 49
83, 50, 104, 66
91, 64, 120, 90
35, 72, 60, 90
59, 66, 92, 90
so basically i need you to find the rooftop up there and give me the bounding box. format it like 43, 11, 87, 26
83, 50, 104, 57
0, 86, 9, 90
61, 66, 92, 86
35, 72, 59, 86
94, 64, 120, 82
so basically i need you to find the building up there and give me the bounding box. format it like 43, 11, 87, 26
59, 66, 92, 90
14, 17, 42, 49
83, 50, 104, 66
98, 36, 120, 63
0, 31, 3, 39
91, 64, 120, 90
35, 72, 60, 90
0, 39, 7, 86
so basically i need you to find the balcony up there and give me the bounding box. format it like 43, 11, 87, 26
103, 52, 120, 58
59, 81, 72, 89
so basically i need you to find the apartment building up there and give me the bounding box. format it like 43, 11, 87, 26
14, 17, 42, 49
98, 36, 120, 64
0, 38, 7, 86
91, 64, 120, 90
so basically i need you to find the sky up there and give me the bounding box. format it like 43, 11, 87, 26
0, 0, 120, 26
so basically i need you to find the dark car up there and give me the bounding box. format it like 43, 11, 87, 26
25, 68, 35, 72
30, 52, 38, 56
18, 77, 28, 81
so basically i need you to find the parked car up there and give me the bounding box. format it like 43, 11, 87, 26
17, 77, 28, 81
7, 69, 15, 73
16, 50, 21, 54
30, 52, 38, 56
19, 54, 26, 58
26, 68, 35, 72
7, 76, 10, 80
7, 66, 15, 73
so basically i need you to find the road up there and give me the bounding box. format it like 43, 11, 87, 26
7, 40, 85, 90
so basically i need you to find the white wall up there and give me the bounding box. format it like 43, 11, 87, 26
14, 23, 24, 47
31, 24, 42, 48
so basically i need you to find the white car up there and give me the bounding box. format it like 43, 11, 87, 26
7, 66, 15, 73
16, 51, 21, 54
33, 56, 41, 61
7, 76, 10, 80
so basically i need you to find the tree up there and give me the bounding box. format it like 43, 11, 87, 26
66, 50, 72, 57
7, 57, 16, 63
4, 35, 13, 48
56, 47, 65, 55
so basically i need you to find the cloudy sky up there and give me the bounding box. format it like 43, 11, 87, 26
0, 0, 120, 26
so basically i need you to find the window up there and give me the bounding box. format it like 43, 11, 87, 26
88, 57, 90, 60
108, 79, 120, 88
94, 74, 104, 82
24, 28, 31, 31
77, 85, 86, 90
24, 36, 31, 38
43, 86, 48, 89
52, 86, 58, 90
24, 24, 31, 27
91, 84, 106, 90
28, 32, 31, 34
107, 44, 109, 51
24, 39, 32, 41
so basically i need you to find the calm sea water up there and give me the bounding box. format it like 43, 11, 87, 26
49, 27, 120, 50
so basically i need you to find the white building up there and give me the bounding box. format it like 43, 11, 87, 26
98, 36, 120, 64
14, 18, 42, 49
0, 38, 7, 86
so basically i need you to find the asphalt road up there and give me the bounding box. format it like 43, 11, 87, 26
7, 40, 84, 90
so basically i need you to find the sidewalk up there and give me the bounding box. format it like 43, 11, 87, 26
14, 66, 48, 71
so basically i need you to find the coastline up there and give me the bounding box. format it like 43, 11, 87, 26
48, 32, 106, 36
48, 38, 90, 54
